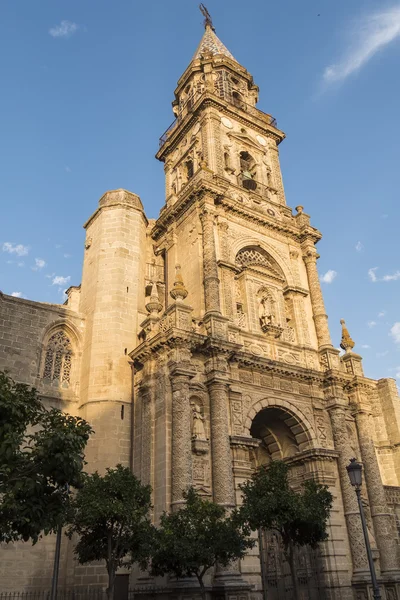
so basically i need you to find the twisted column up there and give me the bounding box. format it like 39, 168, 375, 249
170, 373, 192, 510
200, 208, 221, 316
302, 246, 332, 348
355, 410, 399, 573
329, 406, 369, 575
208, 380, 235, 507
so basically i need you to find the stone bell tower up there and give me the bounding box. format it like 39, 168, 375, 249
130, 11, 400, 600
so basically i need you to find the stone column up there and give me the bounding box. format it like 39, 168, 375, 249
208, 379, 245, 586
208, 380, 235, 507
200, 207, 221, 316
140, 382, 153, 488
355, 410, 399, 573
170, 372, 192, 510
329, 405, 370, 575
302, 245, 332, 348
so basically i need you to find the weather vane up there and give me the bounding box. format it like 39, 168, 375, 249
199, 4, 215, 31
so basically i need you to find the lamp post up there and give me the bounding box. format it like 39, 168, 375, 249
346, 458, 381, 600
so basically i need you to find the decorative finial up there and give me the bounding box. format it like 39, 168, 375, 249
170, 264, 188, 301
340, 319, 355, 353
145, 282, 162, 316
199, 3, 215, 31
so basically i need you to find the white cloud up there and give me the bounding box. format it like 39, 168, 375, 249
367, 321, 377, 328
361, 344, 370, 349
390, 322, 400, 344
49, 20, 79, 39
382, 271, 400, 281
368, 267, 400, 282
323, 5, 400, 85
2, 242, 29, 256
52, 275, 71, 286
376, 351, 389, 358
11, 292, 23, 298
320, 270, 337, 284
355, 241, 363, 252
17, 262, 24, 267
63, 253, 71, 258
32, 258, 46, 271
378, 311, 386, 318
368, 267, 378, 282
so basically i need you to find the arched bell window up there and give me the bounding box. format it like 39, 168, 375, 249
185, 159, 194, 180
239, 151, 257, 190
42, 331, 73, 388
232, 90, 245, 109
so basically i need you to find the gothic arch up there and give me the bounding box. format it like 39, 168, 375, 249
229, 237, 294, 287
41, 318, 82, 350
244, 397, 317, 449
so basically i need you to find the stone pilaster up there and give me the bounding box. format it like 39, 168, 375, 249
302, 245, 332, 349
170, 371, 193, 510
200, 206, 221, 316
328, 403, 370, 576
355, 410, 399, 574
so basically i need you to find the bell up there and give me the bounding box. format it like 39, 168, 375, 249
242, 177, 257, 191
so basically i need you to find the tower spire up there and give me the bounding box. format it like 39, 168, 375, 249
193, 7, 236, 62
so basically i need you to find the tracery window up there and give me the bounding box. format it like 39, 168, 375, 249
42, 331, 73, 388
236, 246, 283, 280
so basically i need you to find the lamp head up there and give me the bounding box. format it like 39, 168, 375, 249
346, 457, 363, 487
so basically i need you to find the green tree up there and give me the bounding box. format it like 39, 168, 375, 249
67, 465, 154, 600
151, 487, 254, 600
239, 461, 332, 600
0, 370, 92, 543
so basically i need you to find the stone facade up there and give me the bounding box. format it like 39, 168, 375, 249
1, 21, 400, 600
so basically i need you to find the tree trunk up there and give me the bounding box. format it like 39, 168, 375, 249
285, 540, 300, 600
196, 573, 207, 600
106, 568, 116, 600
106, 535, 115, 600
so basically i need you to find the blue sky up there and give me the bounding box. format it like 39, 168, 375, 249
1, 0, 399, 382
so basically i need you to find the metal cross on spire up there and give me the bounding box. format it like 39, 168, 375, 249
199, 4, 215, 31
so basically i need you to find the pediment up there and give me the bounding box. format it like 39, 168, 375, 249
227, 131, 264, 153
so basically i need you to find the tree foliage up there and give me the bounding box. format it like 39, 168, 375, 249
67, 465, 154, 600
239, 460, 332, 600
151, 487, 254, 599
0, 370, 92, 544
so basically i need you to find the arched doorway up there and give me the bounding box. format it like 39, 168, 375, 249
250, 407, 327, 600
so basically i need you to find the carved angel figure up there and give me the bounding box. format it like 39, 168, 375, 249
191, 403, 207, 440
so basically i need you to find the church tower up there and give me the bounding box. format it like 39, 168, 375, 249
2, 7, 400, 598
130, 12, 400, 600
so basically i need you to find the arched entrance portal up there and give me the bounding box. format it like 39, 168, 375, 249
250, 407, 327, 600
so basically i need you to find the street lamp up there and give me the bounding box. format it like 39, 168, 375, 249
346, 458, 381, 600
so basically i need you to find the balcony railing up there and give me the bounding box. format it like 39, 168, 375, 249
159, 88, 277, 148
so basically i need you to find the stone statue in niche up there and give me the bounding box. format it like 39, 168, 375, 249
258, 291, 283, 338
259, 295, 275, 327
191, 402, 207, 440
